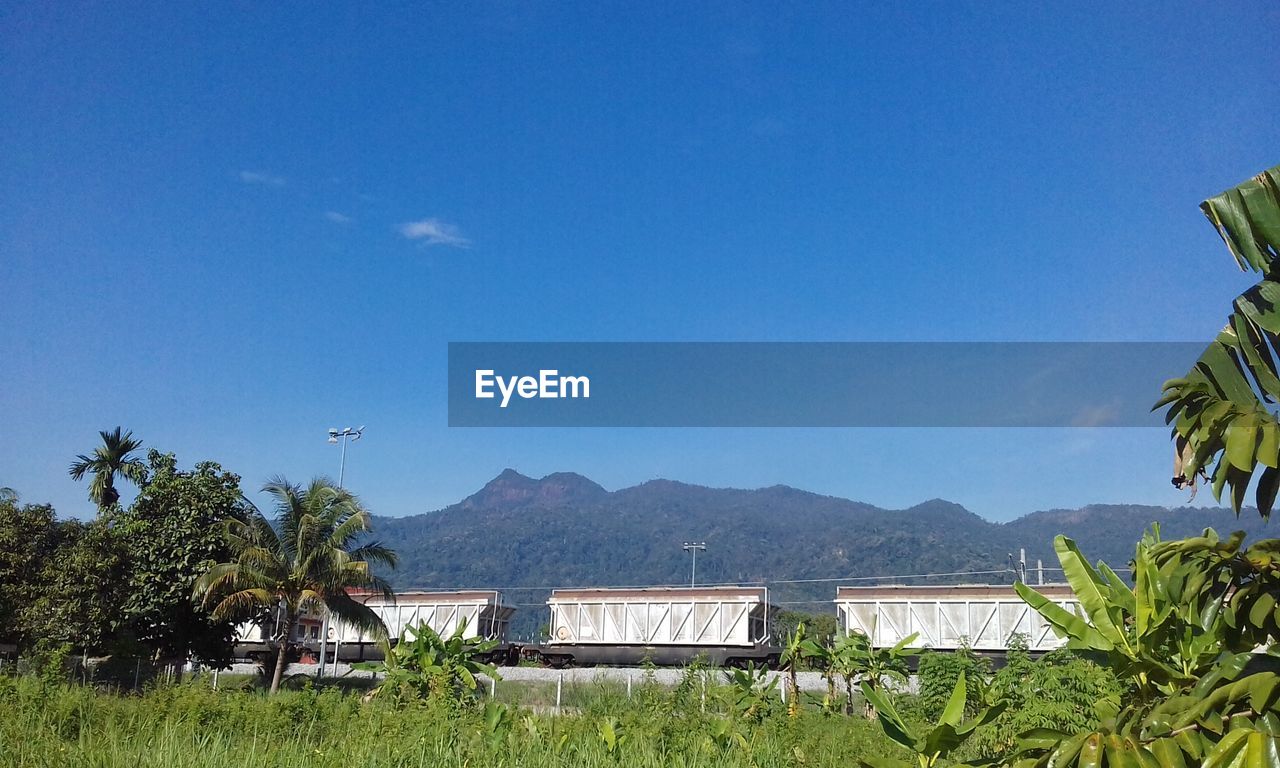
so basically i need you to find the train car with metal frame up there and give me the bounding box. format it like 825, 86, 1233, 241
834, 583, 1080, 656
327, 589, 517, 663
526, 585, 781, 668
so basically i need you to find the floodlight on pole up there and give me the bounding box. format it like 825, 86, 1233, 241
327, 426, 364, 488
682, 542, 706, 587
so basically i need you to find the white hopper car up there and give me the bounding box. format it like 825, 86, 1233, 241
834, 584, 1079, 654
327, 590, 516, 663
524, 585, 782, 668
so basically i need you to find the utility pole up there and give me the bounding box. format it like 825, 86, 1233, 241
682, 542, 706, 587
1019, 547, 1027, 584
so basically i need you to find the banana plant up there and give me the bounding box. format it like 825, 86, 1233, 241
779, 622, 824, 718
1156, 165, 1280, 518
859, 673, 1005, 768
1010, 531, 1280, 766
722, 662, 779, 723
832, 625, 920, 717
358, 618, 500, 704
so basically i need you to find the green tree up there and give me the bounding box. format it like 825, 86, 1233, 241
1156, 165, 1280, 516
27, 517, 131, 654
775, 609, 839, 648
993, 166, 1280, 766
118, 451, 250, 670
0, 491, 61, 652
192, 477, 398, 694
68, 427, 147, 515
721, 663, 780, 723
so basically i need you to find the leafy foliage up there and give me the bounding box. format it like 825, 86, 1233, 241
361, 620, 500, 707
966, 639, 1122, 759
831, 628, 919, 717
26, 516, 131, 654
1156, 165, 1280, 516
721, 663, 780, 723
116, 451, 250, 667
780, 623, 824, 717
0, 673, 907, 767
777, 610, 839, 649
1010, 531, 1280, 766
916, 645, 990, 724
860, 673, 1006, 768
0, 492, 62, 651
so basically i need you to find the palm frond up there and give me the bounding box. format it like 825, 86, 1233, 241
210, 588, 276, 621
347, 541, 399, 570
323, 592, 391, 641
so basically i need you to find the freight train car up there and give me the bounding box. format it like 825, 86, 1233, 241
523, 586, 781, 668
834, 584, 1079, 655
327, 590, 517, 663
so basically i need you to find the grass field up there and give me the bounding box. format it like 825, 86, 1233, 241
0, 672, 905, 767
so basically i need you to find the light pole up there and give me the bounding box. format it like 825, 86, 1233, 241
682, 542, 706, 587
327, 426, 364, 488
319, 425, 363, 676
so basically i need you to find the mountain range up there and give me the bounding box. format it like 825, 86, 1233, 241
371, 469, 1278, 639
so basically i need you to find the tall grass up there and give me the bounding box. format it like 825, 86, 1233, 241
0, 674, 901, 767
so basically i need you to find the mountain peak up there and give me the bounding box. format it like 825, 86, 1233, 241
459, 469, 607, 511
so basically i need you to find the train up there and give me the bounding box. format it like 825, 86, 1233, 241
233, 582, 1077, 668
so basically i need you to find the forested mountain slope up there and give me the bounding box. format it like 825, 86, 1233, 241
372, 470, 1275, 638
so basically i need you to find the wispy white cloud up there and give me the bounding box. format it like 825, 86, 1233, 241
399, 217, 470, 247
324, 211, 353, 224
238, 170, 286, 187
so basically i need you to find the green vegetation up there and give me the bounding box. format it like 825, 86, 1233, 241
3, 445, 249, 669
193, 477, 399, 694
361, 620, 500, 705
68, 427, 147, 515
1158, 166, 1280, 515
0, 662, 1064, 768
861, 673, 1005, 768
833, 629, 919, 718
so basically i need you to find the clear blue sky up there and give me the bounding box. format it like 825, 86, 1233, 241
2, 2, 1278, 522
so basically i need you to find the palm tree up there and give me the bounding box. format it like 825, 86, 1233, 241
192, 476, 398, 694
68, 427, 147, 514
